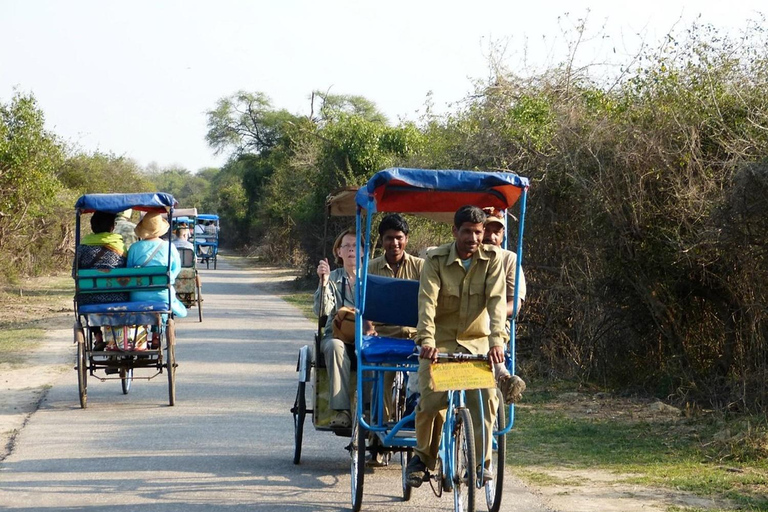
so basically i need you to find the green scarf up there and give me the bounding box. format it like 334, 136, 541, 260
81, 232, 126, 256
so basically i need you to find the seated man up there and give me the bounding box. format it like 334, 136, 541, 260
114, 209, 137, 249
73, 211, 129, 350
482, 207, 527, 404
406, 205, 506, 488
172, 223, 195, 252
366, 213, 424, 465
368, 215, 423, 407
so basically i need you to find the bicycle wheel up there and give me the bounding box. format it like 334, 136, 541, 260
196, 277, 203, 322
292, 381, 306, 464
350, 411, 366, 512
166, 319, 176, 406
391, 371, 406, 423
120, 367, 133, 394
485, 395, 505, 512
75, 324, 87, 409
400, 448, 412, 501
453, 407, 476, 512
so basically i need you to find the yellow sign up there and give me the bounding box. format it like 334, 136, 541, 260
430, 361, 495, 392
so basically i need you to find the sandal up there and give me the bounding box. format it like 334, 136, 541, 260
148, 333, 161, 350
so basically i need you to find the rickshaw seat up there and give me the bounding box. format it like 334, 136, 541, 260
361, 336, 417, 364
178, 247, 195, 267
78, 301, 170, 314
75, 266, 173, 325
360, 274, 419, 364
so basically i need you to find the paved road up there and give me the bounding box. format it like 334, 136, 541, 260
0, 258, 550, 512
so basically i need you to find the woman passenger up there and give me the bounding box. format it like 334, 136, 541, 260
314, 228, 359, 428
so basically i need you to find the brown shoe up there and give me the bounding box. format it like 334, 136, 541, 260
499, 374, 526, 404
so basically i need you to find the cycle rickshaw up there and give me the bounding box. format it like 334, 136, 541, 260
348, 168, 529, 512
195, 213, 219, 269
172, 208, 203, 322
292, 187, 361, 464
73, 192, 181, 408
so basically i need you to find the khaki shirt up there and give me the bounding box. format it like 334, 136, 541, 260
313, 267, 355, 343
499, 248, 526, 304
416, 242, 509, 354
368, 252, 424, 338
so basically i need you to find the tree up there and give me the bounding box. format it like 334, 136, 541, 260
58, 152, 153, 194
0, 91, 67, 278
205, 91, 299, 156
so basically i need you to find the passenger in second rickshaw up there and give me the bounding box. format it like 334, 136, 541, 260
406, 205, 506, 488
482, 207, 528, 404
114, 209, 137, 249
315, 228, 367, 429
172, 223, 195, 252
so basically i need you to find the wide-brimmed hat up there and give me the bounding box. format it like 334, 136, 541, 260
134, 211, 170, 239
482, 207, 505, 227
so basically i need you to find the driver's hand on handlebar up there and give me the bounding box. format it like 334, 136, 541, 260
317, 258, 330, 286
419, 345, 439, 363
488, 346, 504, 366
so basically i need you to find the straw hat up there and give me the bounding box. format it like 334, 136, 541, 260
134, 211, 170, 239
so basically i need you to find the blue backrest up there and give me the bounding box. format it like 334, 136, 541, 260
363, 274, 419, 328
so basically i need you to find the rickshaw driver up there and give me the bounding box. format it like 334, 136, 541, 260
406, 205, 507, 488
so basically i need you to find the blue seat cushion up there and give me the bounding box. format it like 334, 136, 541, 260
78, 301, 170, 314
361, 335, 418, 364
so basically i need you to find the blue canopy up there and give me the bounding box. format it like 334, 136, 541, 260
355, 168, 529, 215
198, 214, 219, 221
75, 193, 177, 214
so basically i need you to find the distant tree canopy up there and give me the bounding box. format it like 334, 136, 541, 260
58, 152, 153, 194
202, 90, 423, 260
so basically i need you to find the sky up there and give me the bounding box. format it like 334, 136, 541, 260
1, 0, 764, 173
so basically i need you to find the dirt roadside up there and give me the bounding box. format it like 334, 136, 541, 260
0, 264, 731, 512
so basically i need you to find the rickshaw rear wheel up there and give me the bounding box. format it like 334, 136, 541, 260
166, 318, 176, 406
120, 368, 133, 394
213, 255, 217, 270
292, 381, 306, 464
75, 324, 87, 409
350, 410, 366, 512
453, 407, 476, 512
400, 448, 413, 501
196, 280, 203, 322
485, 392, 506, 512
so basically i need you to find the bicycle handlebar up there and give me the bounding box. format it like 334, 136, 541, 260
436, 353, 489, 362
